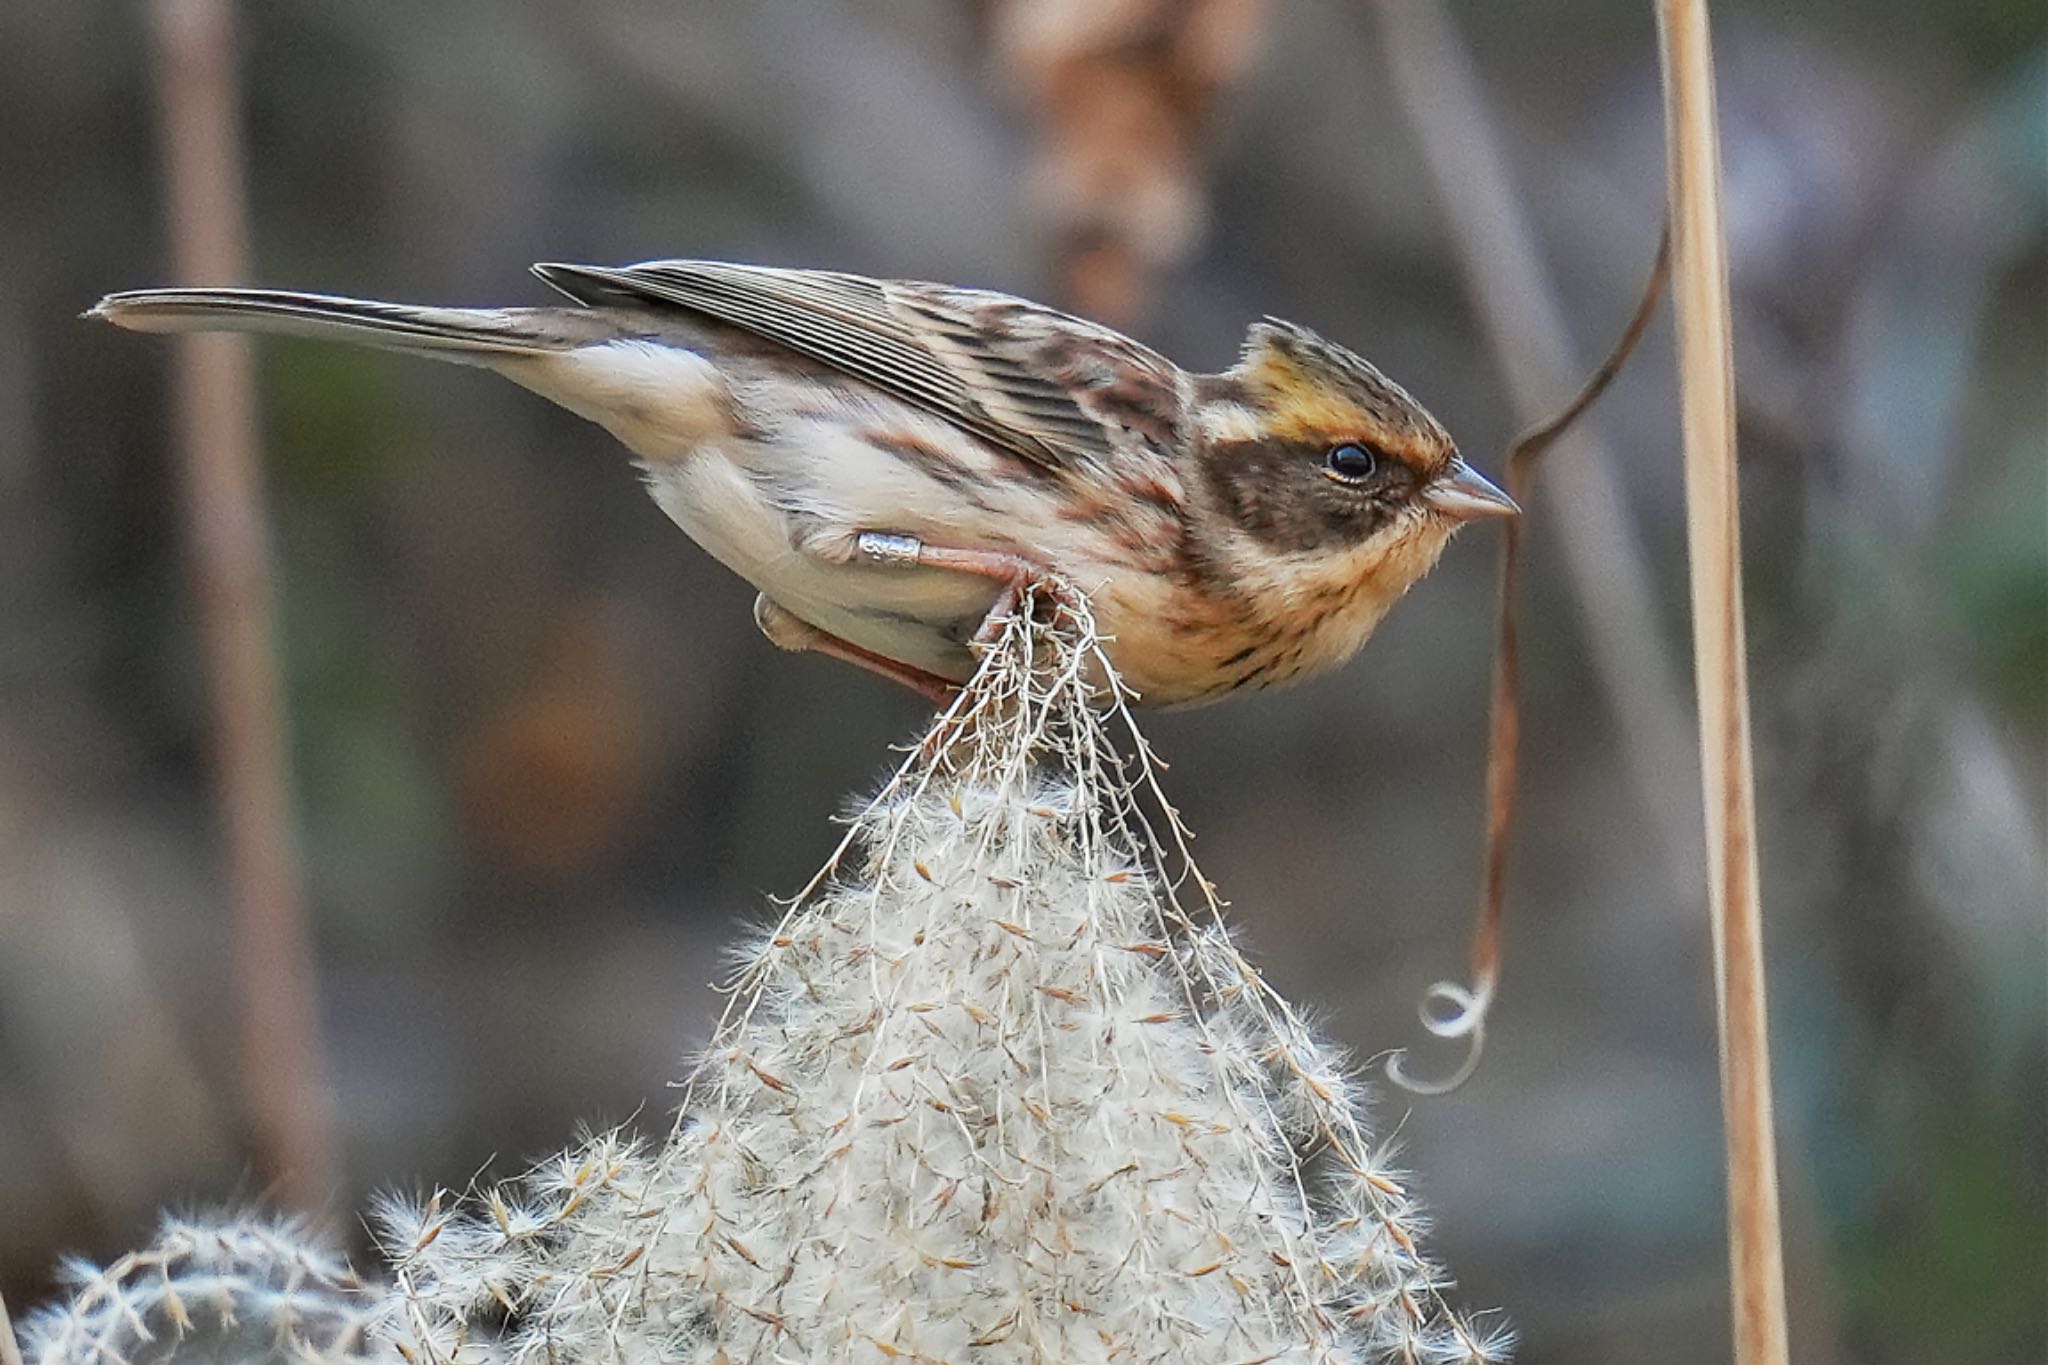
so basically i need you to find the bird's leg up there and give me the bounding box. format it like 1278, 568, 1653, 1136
770, 530, 1083, 706
850, 532, 1078, 646
752, 594, 959, 704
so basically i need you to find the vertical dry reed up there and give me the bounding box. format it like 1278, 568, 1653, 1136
149, 0, 336, 1211
1654, 1, 1791, 1361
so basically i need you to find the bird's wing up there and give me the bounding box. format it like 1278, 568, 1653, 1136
530, 260, 1184, 472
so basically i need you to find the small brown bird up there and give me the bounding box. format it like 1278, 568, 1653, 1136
92, 262, 1514, 706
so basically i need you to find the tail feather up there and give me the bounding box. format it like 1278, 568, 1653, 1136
87, 287, 583, 359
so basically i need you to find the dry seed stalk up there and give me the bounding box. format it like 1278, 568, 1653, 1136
1655, 0, 1791, 1360
25, 594, 1504, 1364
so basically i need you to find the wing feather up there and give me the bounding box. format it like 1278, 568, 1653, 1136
531, 260, 1183, 471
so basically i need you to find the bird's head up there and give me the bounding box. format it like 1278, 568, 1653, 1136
1189, 320, 1514, 607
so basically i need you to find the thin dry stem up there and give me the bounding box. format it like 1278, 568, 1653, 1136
1386, 234, 1667, 1100
1473, 227, 1670, 959
1372, 0, 1701, 892
150, 0, 337, 1213
1374, 0, 1684, 1095
1654, 1, 1791, 1361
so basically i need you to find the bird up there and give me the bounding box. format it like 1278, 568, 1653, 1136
91, 261, 1515, 707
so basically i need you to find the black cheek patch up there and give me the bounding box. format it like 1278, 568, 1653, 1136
1205, 440, 1396, 552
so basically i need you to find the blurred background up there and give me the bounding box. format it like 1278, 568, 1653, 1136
1, 1, 2041, 1360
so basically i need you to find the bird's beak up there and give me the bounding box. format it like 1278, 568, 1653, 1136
1427, 460, 1519, 521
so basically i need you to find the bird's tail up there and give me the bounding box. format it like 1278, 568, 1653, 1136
87, 287, 591, 361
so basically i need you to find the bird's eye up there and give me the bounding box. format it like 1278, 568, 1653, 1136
1324, 442, 1379, 483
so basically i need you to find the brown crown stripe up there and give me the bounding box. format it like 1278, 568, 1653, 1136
1239, 322, 1455, 478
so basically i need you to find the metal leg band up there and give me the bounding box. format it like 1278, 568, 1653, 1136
856, 531, 924, 566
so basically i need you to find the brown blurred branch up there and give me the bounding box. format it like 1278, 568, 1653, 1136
1654, 0, 1790, 1361
989, 0, 1270, 324
149, 0, 337, 1214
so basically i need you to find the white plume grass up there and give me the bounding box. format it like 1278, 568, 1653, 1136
24, 589, 1505, 1365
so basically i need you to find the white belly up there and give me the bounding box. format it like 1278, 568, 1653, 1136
642, 444, 1002, 681
515, 340, 1202, 691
